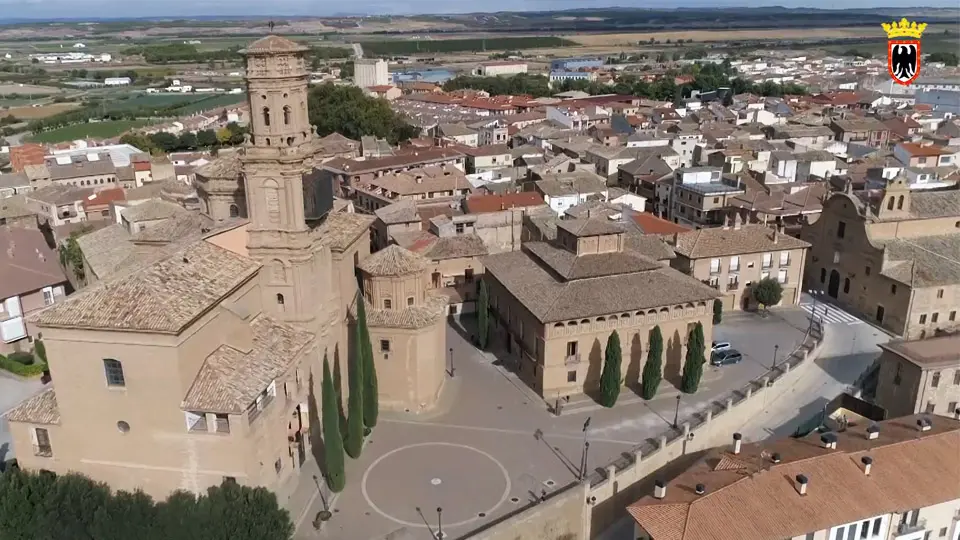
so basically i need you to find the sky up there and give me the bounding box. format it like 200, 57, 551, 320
0, 0, 956, 20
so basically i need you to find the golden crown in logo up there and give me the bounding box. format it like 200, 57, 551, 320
881, 18, 927, 40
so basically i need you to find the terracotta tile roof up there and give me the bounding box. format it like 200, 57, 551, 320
195, 153, 242, 179
358, 294, 448, 329
465, 192, 545, 214
632, 213, 691, 235
33, 240, 260, 333
181, 314, 314, 413
421, 234, 488, 261
122, 199, 187, 223
557, 216, 628, 237
359, 244, 428, 276
243, 35, 308, 54
375, 199, 420, 224
898, 142, 951, 157
672, 223, 810, 259
525, 241, 661, 280
0, 227, 66, 299
312, 211, 375, 251
4, 387, 59, 425
878, 234, 960, 287
81, 187, 125, 210
628, 414, 960, 540
482, 243, 719, 323
879, 333, 960, 369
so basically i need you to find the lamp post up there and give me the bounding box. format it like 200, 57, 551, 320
673, 394, 681, 429
773, 344, 780, 369
579, 417, 591, 480
448, 347, 455, 378
437, 507, 443, 539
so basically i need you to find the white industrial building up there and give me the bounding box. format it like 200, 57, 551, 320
354, 59, 389, 89
473, 61, 528, 77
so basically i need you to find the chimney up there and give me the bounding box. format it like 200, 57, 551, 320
866, 424, 880, 440
732, 432, 742, 455
917, 417, 932, 432
861, 456, 873, 476
773, 227, 779, 244
795, 474, 809, 496
722, 215, 731, 230
694, 484, 706, 496
733, 213, 742, 230
820, 432, 838, 450
653, 479, 666, 499
771, 452, 781, 464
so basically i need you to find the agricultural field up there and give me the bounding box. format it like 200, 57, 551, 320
3, 102, 80, 119
568, 24, 955, 46
169, 93, 245, 114
100, 93, 202, 113
360, 36, 576, 55
28, 119, 151, 143
0, 83, 64, 96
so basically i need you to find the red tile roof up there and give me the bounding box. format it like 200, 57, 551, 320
899, 142, 950, 157
82, 187, 126, 210
631, 212, 691, 235
465, 192, 545, 214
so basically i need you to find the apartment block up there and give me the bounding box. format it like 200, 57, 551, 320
874, 334, 960, 419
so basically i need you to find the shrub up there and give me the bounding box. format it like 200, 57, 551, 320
712, 299, 723, 325
8, 351, 34, 365
33, 340, 47, 363
0, 355, 47, 377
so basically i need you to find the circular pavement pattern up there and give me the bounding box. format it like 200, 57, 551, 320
361, 442, 511, 528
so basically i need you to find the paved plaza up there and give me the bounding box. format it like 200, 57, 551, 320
292, 305, 820, 540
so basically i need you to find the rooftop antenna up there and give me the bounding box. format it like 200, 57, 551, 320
268, 21, 275, 32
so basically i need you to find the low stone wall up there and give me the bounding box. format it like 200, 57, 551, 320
460, 321, 826, 540
586, 321, 826, 535
460, 481, 590, 540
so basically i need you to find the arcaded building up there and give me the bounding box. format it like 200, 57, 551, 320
482, 216, 720, 398
5, 36, 447, 501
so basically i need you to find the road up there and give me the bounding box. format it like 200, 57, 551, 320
351, 43, 364, 59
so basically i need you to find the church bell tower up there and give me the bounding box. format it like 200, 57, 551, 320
240, 35, 321, 327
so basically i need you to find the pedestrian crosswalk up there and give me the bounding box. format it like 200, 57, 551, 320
800, 302, 864, 326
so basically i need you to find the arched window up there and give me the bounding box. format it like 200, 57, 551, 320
103, 359, 125, 387
897, 195, 904, 210
843, 278, 850, 294
265, 138, 271, 146
283, 106, 291, 125
887, 197, 894, 210
229, 204, 240, 218
272, 260, 286, 283
276, 293, 285, 306
286, 137, 295, 146
262, 107, 271, 126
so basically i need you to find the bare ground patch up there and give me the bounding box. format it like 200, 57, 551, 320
4, 102, 80, 118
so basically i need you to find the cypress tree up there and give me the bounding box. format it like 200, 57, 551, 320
477, 279, 490, 350
712, 299, 723, 325
357, 296, 378, 429
598, 330, 622, 408
344, 323, 365, 459
681, 322, 706, 394
321, 354, 346, 492
640, 325, 663, 400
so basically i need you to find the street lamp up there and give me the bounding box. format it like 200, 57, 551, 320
579, 417, 591, 480
673, 394, 681, 429
448, 347, 455, 378
437, 507, 443, 539
773, 344, 780, 369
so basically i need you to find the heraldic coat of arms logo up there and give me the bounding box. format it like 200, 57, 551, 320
882, 18, 927, 86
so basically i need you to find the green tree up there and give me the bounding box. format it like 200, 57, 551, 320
598, 330, 622, 408
320, 354, 346, 492
119, 133, 157, 154
681, 323, 706, 394
196, 129, 218, 147
640, 325, 663, 400
356, 295, 378, 429
178, 131, 198, 150
148, 132, 180, 152
753, 277, 784, 313
33, 339, 47, 363
308, 84, 418, 144
713, 299, 723, 325
344, 322, 365, 459
477, 279, 490, 349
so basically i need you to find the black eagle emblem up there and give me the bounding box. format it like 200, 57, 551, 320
890, 43, 918, 82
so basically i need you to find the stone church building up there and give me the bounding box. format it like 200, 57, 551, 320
4, 36, 447, 501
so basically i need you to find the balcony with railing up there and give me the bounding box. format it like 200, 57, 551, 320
33, 444, 53, 457
247, 393, 275, 425
894, 518, 926, 538
564, 353, 581, 366
726, 280, 740, 291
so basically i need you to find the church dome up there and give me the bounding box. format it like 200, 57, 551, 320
359, 245, 428, 277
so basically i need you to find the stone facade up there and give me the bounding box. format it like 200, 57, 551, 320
4, 35, 446, 502
801, 179, 960, 339
873, 334, 960, 419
